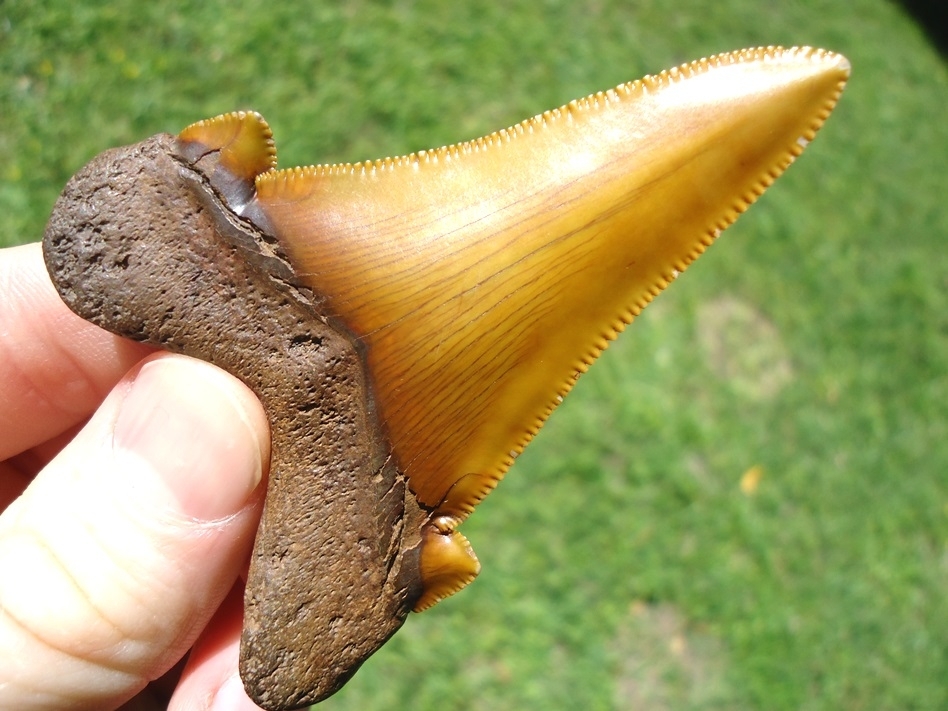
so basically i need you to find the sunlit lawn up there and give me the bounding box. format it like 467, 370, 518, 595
2, 1, 946, 709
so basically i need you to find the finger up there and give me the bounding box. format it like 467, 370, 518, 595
0, 459, 33, 511
2, 425, 86, 513
0, 242, 154, 460
116, 657, 186, 711
169, 581, 265, 711
0, 353, 270, 710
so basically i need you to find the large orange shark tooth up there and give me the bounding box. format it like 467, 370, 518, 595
43, 46, 849, 709
244, 44, 849, 581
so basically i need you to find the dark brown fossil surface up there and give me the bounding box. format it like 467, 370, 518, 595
43, 133, 427, 710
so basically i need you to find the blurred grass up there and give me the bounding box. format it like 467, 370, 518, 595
2, 1, 947, 709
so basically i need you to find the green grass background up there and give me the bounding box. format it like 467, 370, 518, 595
2, 1, 946, 709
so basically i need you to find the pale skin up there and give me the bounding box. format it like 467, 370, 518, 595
0, 242, 271, 710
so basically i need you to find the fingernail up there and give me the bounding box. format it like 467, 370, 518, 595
113, 356, 267, 520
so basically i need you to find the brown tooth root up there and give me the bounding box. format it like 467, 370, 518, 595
42, 46, 849, 710
42, 130, 427, 709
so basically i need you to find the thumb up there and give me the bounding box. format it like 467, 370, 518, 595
0, 353, 269, 710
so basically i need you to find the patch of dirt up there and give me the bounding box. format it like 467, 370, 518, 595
695, 296, 793, 400
612, 602, 731, 710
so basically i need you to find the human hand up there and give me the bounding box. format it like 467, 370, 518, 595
0, 242, 271, 710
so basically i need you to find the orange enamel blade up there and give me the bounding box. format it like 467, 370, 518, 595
249, 47, 849, 517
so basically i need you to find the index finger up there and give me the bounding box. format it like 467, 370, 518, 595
0, 242, 154, 460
